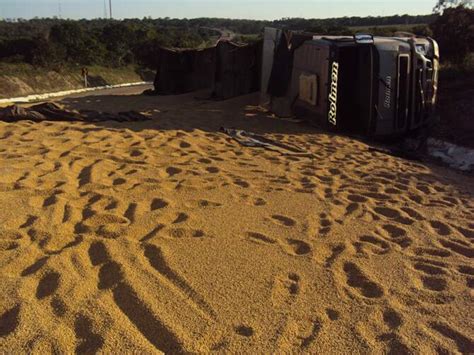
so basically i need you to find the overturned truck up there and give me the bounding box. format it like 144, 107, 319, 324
262, 28, 440, 137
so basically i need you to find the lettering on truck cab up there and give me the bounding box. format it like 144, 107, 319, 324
328, 61, 339, 126
383, 75, 392, 109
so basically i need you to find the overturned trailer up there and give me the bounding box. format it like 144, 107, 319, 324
154, 46, 216, 95
153, 41, 262, 99
262, 28, 440, 137
213, 41, 262, 99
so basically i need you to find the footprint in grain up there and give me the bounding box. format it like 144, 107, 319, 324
458, 265, 474, 276
343, 262, 383, 298
234, 179, 250, 188
130, 150, 143, 157
166, 167, 182, 177
90, 242, 185, 353
271, 215, 296, 227
206, 167, 220, 174
454, 225, 474, 240
299, 319, 323, 349
421, 276, 448, 292
51, 297, 67, 317
373, 207, 413, 225
235, 325, 254, 337
173, 213, 189, 224
326, 308, 340, 321
319, 213, 333, 235
124, 203, 138, 223
429, 322, 474, 354
439, 239, 474, 258
144, 244, 215, 317
247, 232, 277, 245
401, 207, 424, 221
113, 178, 127, 186
88, 241, 109, 266
414, 247, 451, 258
347, 194, 368, 203
0, 237, 20, 252
151, 198, 169, 211
429, 221, 451, 236
358, 235, 390, 255
198, 200, 222, 208
0, 304, 20, 337
169, 228, 205, 239
36, 271, 61, 299
325, 244, 346, 267
286, 239, 312, 256
21, 256, 49, 277
380, 224, 412, 248
74, 314, 104, 354
414, 261, 447, 276
42, 192, 60, 207
253, 198, 266, 206
383, 308, 403, 329
272, 273, 300, 307
287, 273, 300, 295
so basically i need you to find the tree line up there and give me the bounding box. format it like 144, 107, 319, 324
0, 19, 214, 69
0, 10, 471, 69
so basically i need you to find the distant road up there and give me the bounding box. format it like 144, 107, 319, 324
200, 27, 236, 44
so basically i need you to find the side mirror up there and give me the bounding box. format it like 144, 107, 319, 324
354, 33, 374, 44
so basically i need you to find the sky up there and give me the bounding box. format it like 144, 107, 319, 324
0, 0, 436, 20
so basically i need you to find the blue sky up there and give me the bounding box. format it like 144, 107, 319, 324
0, 0, 436, 20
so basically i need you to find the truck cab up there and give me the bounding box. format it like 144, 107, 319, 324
273, 31, 439, 137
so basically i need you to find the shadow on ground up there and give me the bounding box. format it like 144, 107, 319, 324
87, 75, 109, 87
59, 90, 319, 136
56, 89, 474, 199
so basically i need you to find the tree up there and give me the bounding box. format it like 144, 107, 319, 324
49, 22, 91, 64
434, 0, 473, 13
430, 5, 474, 63
101, 23, 135, 66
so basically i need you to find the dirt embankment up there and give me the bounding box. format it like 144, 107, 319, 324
0, 64, 154, 99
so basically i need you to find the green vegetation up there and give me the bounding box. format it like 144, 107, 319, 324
430, 6, 473, 64
1, 10, 471, 71
0, 20, 210, 70
349, 24, 432, 37
0, 14, 437, 71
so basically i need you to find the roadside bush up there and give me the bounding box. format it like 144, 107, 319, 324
0, 38, 37, 63
412, 24, 433, 37
430, 6, 474, 63
367, 26, 398, 36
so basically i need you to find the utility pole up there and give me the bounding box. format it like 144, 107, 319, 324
58, 0, 62, 19
109, 0, 113, 19
103, 0, 107, 18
